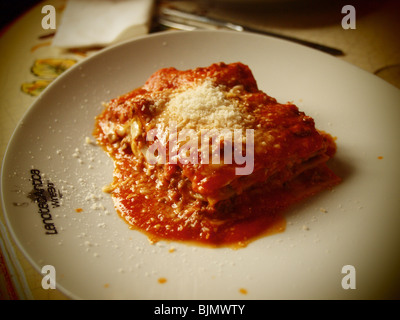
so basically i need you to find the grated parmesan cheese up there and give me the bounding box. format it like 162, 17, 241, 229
158, 80, 247, 130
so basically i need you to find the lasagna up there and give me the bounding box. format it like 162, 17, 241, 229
94, 62, 340, 247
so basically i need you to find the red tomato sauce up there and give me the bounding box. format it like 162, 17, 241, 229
107, 149, 339, 248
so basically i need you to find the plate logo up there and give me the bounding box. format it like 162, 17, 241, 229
29, 169, 61, 235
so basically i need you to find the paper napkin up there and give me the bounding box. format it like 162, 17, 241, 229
52, 0, 154, 48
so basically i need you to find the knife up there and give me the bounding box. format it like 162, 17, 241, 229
159, 7, 344, 56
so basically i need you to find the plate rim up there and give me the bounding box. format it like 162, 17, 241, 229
2, 29, 400, 300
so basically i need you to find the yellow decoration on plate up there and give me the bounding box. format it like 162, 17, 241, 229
21, 79, 52, 96
31, 58, 77, 79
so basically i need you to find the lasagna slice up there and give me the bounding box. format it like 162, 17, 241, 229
94, 62, 340, 246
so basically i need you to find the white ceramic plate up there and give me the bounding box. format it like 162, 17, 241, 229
2, 30, 400, 300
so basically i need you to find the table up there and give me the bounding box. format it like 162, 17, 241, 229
1, 0, 399, 300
